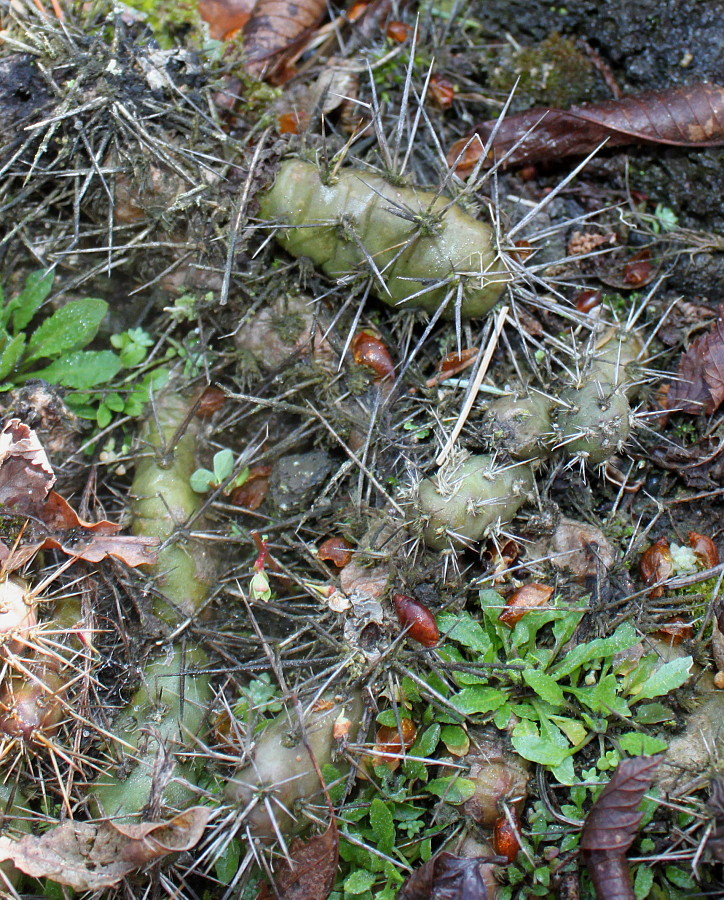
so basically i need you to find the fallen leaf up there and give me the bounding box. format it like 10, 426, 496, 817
198, 0, 256, 39
0, 419, 55, 514
639, 537, 674, 598
580, 755, 662, 900
668, 306, 724, 415
230, 465, 272, 510
448, 83, 724, 172
0, 421, 157, 570
241, 0, 327, 79
257, 821, 338, 900
398, 850, 501, 900
498, 583, 553, 628
0, 807, 211, 890
317, 536, 354, 568
546, 517, 615, 580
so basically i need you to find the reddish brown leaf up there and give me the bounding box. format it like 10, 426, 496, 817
374, 719, 417, 771
492, 811, 520, 863
257, 821, 338, 900
0, 421, 157, 570
0, 419, 55, 514
688, 531, 719, 568
230, 465, 272, 511
498, 583, 554, 628
428, 74, 455, 110
398, 851, 502, 900
448, 83, 724, 172
318, 536, 354, 568
668, 307, 724, 415
242, 0, 327, 79
639, 537, 674, 598
580, 755, 662, 900
199, 0, 256, 39
386, 20, 410, 43
425, 348, 477, 387
653, 618, 693, 645
0, 807, 211, 890
352, 329, 396, 383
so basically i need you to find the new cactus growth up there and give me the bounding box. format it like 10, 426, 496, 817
259, 160, 511, 318
91, 388, 216, 820
483, 392, 554, 460
417, 453, 535, 550
553, 380, 631, 465
225, 692, 363, 840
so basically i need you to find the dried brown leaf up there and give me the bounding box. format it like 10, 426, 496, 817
398, 851, 501, 900
668, 308, 724, 415
448, 83, 724, 172
0, 419, 55, 513
581, 755, 662, 900
199, 0, 256, 39
242, 0, 327, 79
256, 821, 339, 900
498, 583, 553, 628
0, 421, 157, 570
0, 807, 211, 890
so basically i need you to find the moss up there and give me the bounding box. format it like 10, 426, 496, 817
488, 33, 603, 111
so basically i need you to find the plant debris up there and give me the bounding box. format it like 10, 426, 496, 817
256, 821, 339, 900
580, 755, 662, 900
0, 807, 212, 890
398, 851, 505, 900
667, 305, 724, 414
448, 83, 724, 172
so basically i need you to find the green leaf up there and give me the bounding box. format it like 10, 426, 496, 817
548, 715, 587, 746
633, 702, 675, 725
618, 732, 669, 756
426, 776, 477, 804
369, 798, 395, 853
190, 468, 215, 492
213, 448, 235, 483
0, 333, 25, 380
96, 404, 112, 429
3, 268, 54, 332
214, 838, 241, 885
344, 870, 376, 894
493, 703, 514, 730
24, 297, 108, 363
450, 686, 507, 715
511, 720, 571, 767
551, 622, 638, 679
27, 350, 121, 389
552, 608, 586, 646
628, 656, 693, 701
523, 669, 565, 707
634, 865, 654, 900
440, 725, 470, 756
437, 612, 493, 654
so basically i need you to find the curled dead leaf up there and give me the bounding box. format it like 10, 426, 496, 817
0, 419, 158, 570
639, 537, 674, 598
256, 821, 338, 900
448, 83, 724, 173
668, 306, 724, 415
398, 850, 504, 900
498, 583, 554, 628
581, 755, 662, 900
0, 807, 212, 890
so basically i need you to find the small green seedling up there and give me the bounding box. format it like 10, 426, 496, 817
190, 448, 249, 493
